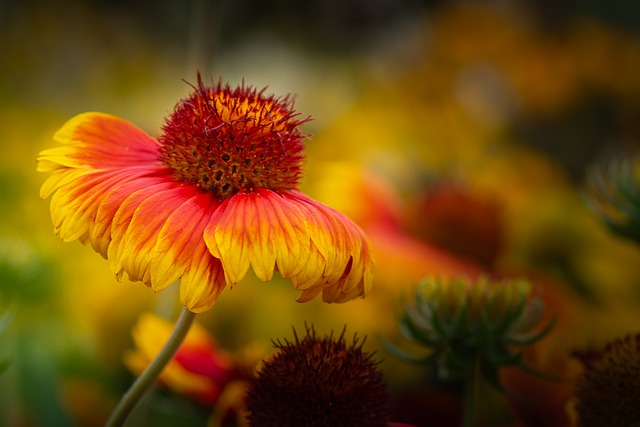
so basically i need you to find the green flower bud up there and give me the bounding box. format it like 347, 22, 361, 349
386, 276, 554, 388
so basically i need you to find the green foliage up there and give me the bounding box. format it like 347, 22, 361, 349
0, 310, 13, 375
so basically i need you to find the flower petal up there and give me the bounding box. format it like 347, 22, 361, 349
49, 167, 160, 247
88, 171, 171, 257
204, 193, 253, 284
39, 111, 231, 310
204, 189, 310, 285
150, 190, 218, 290
148, 189, 227, 312
283, 190, 375, 302
108, 182, 191, 284
204, 188, 373, 303
38, 111, 171, 257
38, 112, 160, 170
40, 168, 91, 200
179, 247, 226, 313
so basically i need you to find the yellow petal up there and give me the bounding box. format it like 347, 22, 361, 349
108, 182, 188, 284
204, 189, 311, 285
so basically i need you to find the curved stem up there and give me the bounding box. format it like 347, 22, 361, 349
106, 308, 197, 427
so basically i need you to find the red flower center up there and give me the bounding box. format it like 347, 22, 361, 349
159, 77, 309, 200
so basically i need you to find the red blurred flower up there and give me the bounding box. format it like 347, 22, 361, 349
124, 312, 242, 406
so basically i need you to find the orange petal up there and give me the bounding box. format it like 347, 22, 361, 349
204, 189, 310, 285
48, 167, 160, 249
88, 171, 173, 257
283, 190, 375, 302
150, 190, 218, 290
108, 182, 191, 284
204, 189, 374, 303
147, 189, 227, 312
124, 313, 225, 402
38, 112, 160, 170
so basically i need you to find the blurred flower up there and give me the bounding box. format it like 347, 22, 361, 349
124, 312, 240, 406
584, 153, 640, 245
307, 162, 484, 287
572, 333, 640, 426
125, 311, 268, 427
245, 325, 390, 427
388, 276, 554, 387
37, 76, 373, 312
405, 180, 504, 268
499, 276, 584, 427
300, 162, 484, 352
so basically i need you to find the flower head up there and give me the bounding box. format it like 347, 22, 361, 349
159, 80, 306, 198
572, 333, 640, 426
387, 276, 554, 386
37, 76, 374, 312
584, 152, 640, 245
124, 312, 239, 405
405, 181, 504, 268
245, 325, 390, 427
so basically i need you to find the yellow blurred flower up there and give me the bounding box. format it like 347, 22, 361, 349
125, 312, 240, 406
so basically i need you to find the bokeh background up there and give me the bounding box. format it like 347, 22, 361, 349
3, 0, 640, 426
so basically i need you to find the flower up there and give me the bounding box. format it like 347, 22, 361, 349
245, 325, 390, 427
124, 312, 264, 426
572, 333, 640, 426
386, 276, 555, 385
584, 152, 640, 245
37, 76, 374, 312
124, 312, 240, 406
404, 180, 504, 268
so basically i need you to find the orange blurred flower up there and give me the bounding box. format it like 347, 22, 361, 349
124, 312, 240, 406
307, 162, 484, 287
37, 77, 374, 312
125, 312, 265, 426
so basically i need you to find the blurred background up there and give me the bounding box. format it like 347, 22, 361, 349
3, 0, 640, 425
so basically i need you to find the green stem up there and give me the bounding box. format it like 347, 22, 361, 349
105, 308, 197, 427
462, 354, 481, 427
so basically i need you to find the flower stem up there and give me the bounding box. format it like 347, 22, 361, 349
462, 354, 481, 427
106, 308, 197, 427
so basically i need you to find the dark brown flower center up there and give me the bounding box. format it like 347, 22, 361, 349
245, 326, 390, 427
574, 334, 640, 426
159, 77, 309, 200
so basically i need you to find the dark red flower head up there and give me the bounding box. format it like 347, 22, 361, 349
160, 75, 310, 200
245, 325, 390, 427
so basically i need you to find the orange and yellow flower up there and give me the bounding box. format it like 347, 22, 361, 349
124, 312, 239, 406
37, 77, 374, 312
